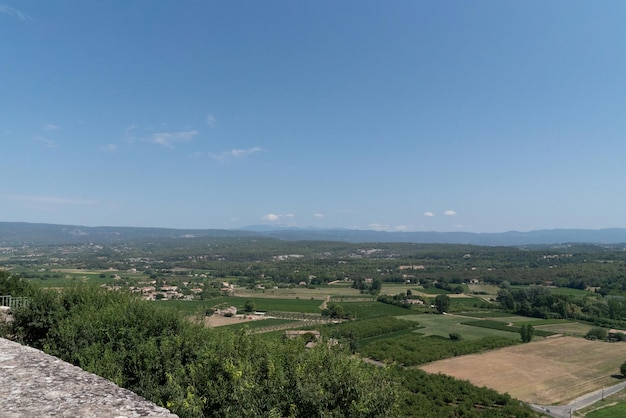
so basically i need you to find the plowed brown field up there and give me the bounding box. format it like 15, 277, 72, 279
420, 336, 626, 405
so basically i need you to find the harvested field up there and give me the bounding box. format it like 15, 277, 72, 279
203, 314, 267, 327
535, 321, 595, 337
420, 336, 626, 405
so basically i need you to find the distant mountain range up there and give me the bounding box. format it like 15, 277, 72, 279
2, 221, 626, 246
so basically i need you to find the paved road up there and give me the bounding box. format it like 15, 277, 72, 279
530, 381, 626, 417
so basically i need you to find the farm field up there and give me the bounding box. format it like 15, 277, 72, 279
203, 315, 294, 329
460, 311, 519, 318
460, 319, 557, 337
335, 300, 416, 319
580, 389, 626, 417
222, 296, 324, 313
162, 296, 325, 314
379, 283, 420, 295
535, 321, 596, 337
509, 285, 595, 297
585, 402, 626, 418
420, 336, 626, 405
398, 314, 518, 340
234, 284, 365, 299
467, 283, 500, 295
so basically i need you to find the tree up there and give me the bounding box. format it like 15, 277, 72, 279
322, 303, 351, 319
520, 324, 534, 343
620, 361, 626, 377
496, 289, 516, 311
370, 278, 383, 295
585, 327, 608, 341
244, 300, 255, 313
434, 294, 450, 314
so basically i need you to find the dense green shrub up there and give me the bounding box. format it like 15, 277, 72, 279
7, 284, 399, 418
585, 327, 608, 341
0, 270, 34, 296
396, 368, 537, 417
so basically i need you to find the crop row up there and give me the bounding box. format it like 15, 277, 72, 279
322, 316, 419, 340
360, 334, 518, 366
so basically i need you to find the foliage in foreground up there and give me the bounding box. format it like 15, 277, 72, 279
6, 281, 397, 418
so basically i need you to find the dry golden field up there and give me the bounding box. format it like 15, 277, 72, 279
420, 336, 626, 405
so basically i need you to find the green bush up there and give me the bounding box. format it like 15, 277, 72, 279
586, 327, 608, 341
8, 285, 399, 418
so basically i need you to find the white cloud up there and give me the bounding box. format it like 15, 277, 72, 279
424, 211, 435, 217
206, 114, 217, 127
209, 147, 263, 161
43, 123, 59, 131
101, 144, 117, 152
313, 213, 325, 218
444, 210, 457, 216
394, 225, 408, 231
151, 130, 198, 147
0, 5, 30, 20
3, 194, 98, 205
261, 213, 295, 222
34, 136, 56, 148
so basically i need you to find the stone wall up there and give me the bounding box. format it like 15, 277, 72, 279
0, 338, 178, 418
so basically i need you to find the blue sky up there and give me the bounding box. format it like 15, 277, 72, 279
2, 1, 625, 233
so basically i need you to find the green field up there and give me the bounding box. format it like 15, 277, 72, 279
459, 311, 518, 318
15, 268, 149, 288
379, 283, 415, 292
534, 321, 596, 337
461, 319, 557, 337
448, 296, 488, 307
509, 285, 595, 297
467, 284, 500, 295
398, 314, 520, 340
335, 301, 416, 319
416, 286, 451, 295
236, 285, 363, 299
152, 299, 211, 314
320, 316, 419, 340
585, 402, 626, 418
22, 274, 117, 287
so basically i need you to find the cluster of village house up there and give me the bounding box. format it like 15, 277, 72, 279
100, 280, 238, 301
